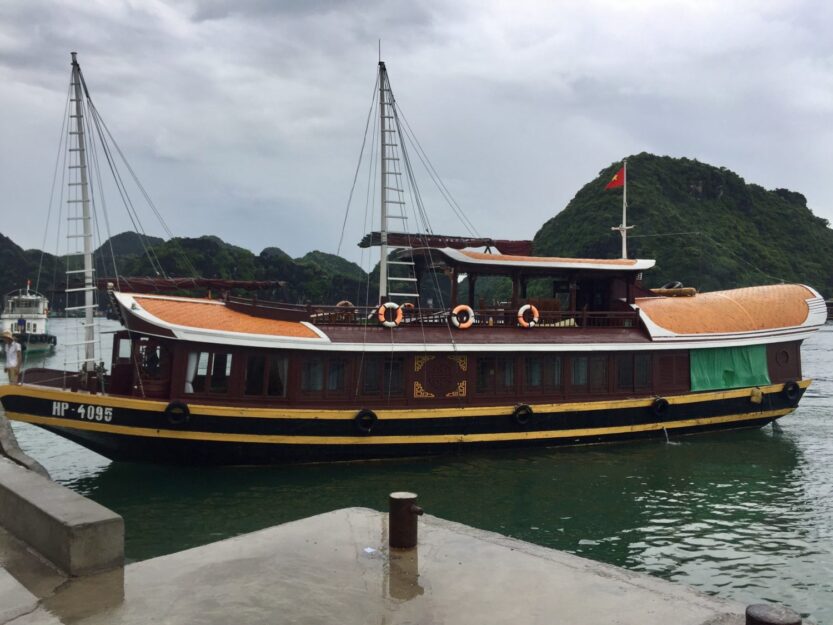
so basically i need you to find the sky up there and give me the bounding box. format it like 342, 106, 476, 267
1, 0, 832, 269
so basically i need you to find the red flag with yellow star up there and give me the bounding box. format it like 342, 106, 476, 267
605, 167, 625, 190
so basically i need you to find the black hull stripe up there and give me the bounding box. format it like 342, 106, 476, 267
40, 415, 779, 465
7, 407, 793, 445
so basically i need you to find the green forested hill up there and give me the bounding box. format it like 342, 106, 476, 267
533, 153, 833, 296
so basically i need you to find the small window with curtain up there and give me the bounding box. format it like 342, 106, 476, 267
245, 354, 266, 396
267, 354, 287, 397
327, 358, 346, 393
588, 355, 608, 393
526, 357, 543, 389
616, 353, 634, 392
571, 356, 588, 390
209, 353, 233, 393
635, 353, 652, 390
301, 358, 324, 393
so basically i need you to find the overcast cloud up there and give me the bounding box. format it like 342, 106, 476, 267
1, 0, 832, 269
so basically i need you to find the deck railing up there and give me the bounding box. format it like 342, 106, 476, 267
225, 296, 639, 329
309, 305, 639, 329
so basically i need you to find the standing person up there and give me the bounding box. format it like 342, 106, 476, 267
2, 330, 21, 384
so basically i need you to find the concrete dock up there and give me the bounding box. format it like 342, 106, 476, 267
0, 504, 747, 625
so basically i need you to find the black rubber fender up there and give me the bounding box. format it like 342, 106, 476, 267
164, 401, 191, 427
652, 397, 670, 419
782, 381, 800, 402
512, 404, 534, 426
354, 409, 377, 435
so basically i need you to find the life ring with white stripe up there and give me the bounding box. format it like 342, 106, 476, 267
517, 304, 539, 328
451, 304, 475, 329
377, 302, 403, 328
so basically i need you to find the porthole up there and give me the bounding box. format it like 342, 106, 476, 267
776, 349, 790, 366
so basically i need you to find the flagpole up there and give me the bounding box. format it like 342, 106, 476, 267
622, 158, 628, 259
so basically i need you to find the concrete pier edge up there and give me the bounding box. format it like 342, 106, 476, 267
0, 458, 123, 577
0, 413, 49, 479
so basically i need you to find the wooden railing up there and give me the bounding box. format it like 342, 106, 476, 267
223, 295, 639, 329
309, 305, 639, 329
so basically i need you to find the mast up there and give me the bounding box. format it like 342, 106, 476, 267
378, 61, 389, 301
70, 52, 96, 372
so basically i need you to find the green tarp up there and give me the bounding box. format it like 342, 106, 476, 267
690, 345, 771, 392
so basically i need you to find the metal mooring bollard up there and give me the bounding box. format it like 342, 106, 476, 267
746, 603, 802, 625
389, 491, 424, 549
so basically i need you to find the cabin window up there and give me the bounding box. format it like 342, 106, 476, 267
267, 355, 287, 397
588, 356, 608, 392
117, 338, 131, 360
618, 353, 652, 393
616, 354, 634, 391
526, 357, 542, 388
301, 358, 324, 392
32, 323, 37, 333
210, 353, 233, 393
245, 355, 266, 395
327, 358, 347, 393
185, 351, 232, 394
635, 353, 652, 390
362, 356, 403, 396
525, 355, 562, 391
477, 357, 515, 394
571, 356, 588, 387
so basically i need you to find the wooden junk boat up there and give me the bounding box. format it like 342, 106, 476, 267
0, 56, 827, 464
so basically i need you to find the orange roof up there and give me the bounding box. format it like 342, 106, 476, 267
135, 297, 319, 339
637, 284, 814, 334
459, 251, 640, 266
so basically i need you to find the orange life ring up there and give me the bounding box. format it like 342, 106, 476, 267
517, 304, 539, 328
451, 304, 475, 329
377, 302, 403, 328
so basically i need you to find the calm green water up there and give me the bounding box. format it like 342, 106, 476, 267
5, 319, 833, 622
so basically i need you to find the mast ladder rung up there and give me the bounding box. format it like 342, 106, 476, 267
383, 157, 400, 161
69, 131, 84, 135
65, 286, 96, 293
382, 129, 396, 133
65, 305, 98, 311
69, 115, 84, 118
384, 187, 403, 192
388, 261, 415, 266
388, 292, 419, 298
386, 215, 407, 220
65, 340, 97, 347
383, 143, 399, 148
388, 277, 417, 282
68, 148, 85, 152
66, 217, 88, 221
386, 200, 405, 205
381, 115, 394, 119
68, 182, 85, 186
68, 165, 86, 169
66, 268, 95, 274
66, 233, 92, 239
387, 171, 402, 176
66, 200, 89, 204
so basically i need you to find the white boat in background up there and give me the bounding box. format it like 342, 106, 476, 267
1, 283, 57, 355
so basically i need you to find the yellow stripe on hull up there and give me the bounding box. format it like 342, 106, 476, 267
0, 379, 811, 421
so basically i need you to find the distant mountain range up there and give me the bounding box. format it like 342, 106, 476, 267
2, 152, 831, 310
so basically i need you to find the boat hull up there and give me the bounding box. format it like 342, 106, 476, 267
0, 381, 807, 465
